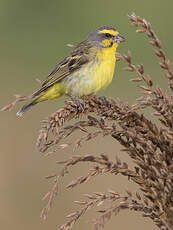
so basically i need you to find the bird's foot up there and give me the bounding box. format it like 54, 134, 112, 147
98, 96, 107, 103
98, 96, 111, 107
67, 94, 84, 112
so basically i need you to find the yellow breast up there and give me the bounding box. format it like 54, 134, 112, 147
92, 43, 117, 92
63, 44, 117, 97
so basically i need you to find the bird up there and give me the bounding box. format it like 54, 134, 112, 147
16, 26, 125, 116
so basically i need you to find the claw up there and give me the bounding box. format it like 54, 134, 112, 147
98, 96, 111, 107
98, 96, 107, 103
66, 94, 84, 112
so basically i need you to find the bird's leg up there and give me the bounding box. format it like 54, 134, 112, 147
98, 96, 111, 107
66, 94, 84, 112
98, 96, 107, 103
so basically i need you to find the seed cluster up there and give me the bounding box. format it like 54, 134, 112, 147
37, 14, 173, 230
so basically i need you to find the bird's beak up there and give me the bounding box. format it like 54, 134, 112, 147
114, 33, 125, 44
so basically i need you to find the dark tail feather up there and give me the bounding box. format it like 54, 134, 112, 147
16, 101, 36, 117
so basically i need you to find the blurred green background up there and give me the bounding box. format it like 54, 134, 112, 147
1, 0, 172, 229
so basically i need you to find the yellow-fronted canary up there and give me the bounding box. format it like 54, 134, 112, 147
17, 26, 125, 116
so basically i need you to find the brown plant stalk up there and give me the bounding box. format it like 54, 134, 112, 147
37, 13, 173, 230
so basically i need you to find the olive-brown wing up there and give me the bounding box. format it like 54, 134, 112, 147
31, 41, 92, 98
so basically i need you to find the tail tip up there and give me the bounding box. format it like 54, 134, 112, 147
16, 101, 35, 117
16, 110, 24, 117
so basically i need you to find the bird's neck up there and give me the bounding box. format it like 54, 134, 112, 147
97, 43, 117, 61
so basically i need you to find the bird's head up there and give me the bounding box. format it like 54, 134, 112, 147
87, 26, 125, 48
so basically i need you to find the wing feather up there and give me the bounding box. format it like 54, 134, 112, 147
31, 40, 93, 98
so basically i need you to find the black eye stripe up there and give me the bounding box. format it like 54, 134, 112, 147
105, 33, 112, 38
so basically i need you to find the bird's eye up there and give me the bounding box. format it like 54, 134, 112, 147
105, 33, 112, 38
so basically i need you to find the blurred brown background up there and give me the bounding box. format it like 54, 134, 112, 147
1, 0, 172, 229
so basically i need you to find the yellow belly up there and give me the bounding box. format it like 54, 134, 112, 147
64, 45, 116, 96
